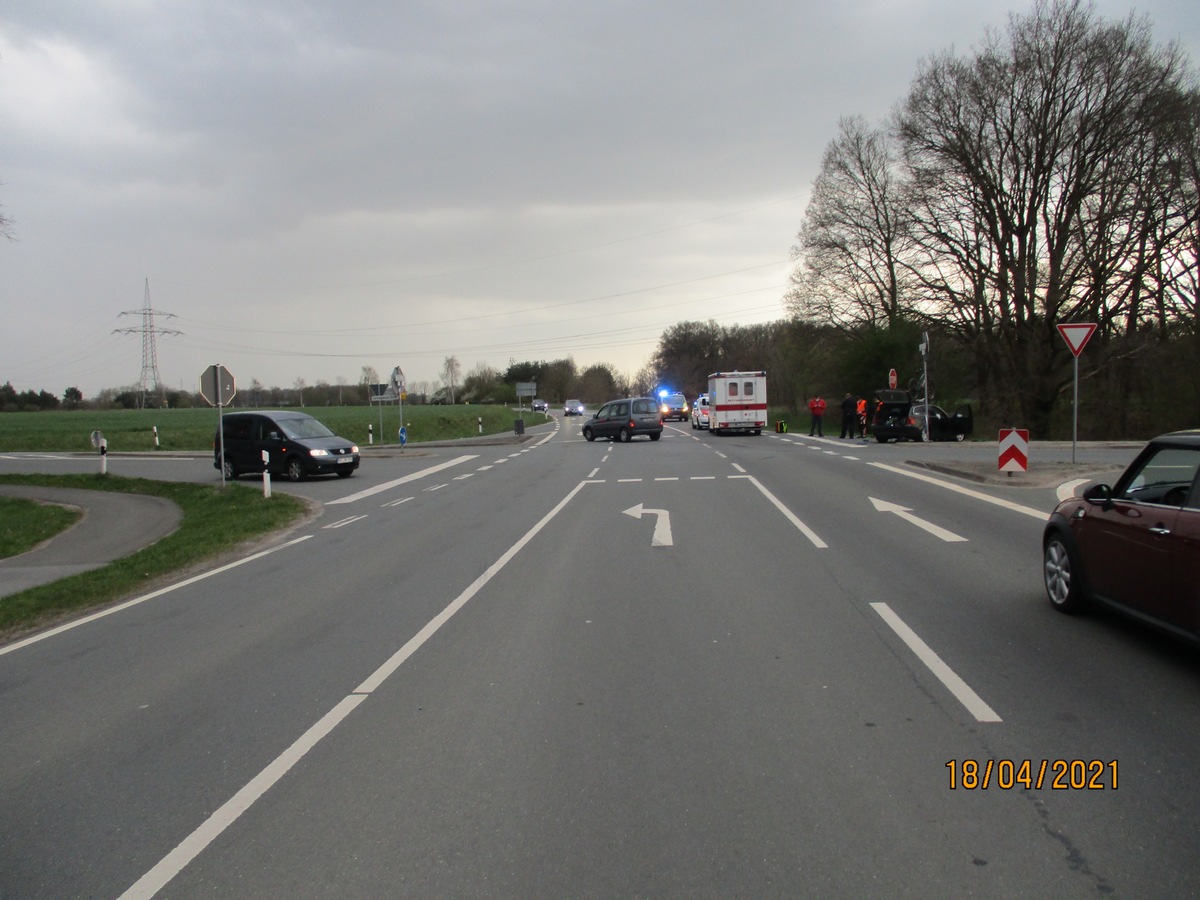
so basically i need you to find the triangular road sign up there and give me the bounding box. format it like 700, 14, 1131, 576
1057, 323, 1097, 357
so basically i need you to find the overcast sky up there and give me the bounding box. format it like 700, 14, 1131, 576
2, 1, 1197, 398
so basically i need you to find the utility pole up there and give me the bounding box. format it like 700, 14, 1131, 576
114, 278, 182, 409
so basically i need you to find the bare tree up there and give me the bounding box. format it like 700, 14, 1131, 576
441, 355, 461, 404
788, 116, 913, 331
897, 0, 1198, 434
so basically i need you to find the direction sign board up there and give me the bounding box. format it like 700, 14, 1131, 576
199, 364, 236, 407
1056, 323, 1097, 358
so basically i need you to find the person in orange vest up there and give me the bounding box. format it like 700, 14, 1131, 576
807, 395, 826, 436
856, 396, 868, 438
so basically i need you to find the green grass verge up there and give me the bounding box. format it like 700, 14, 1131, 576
0, 496, 82, 559
0, 473, 309, 637
0, 405, 550, 453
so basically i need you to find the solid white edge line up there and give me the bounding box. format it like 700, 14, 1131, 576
868, 462, 1048, 519
745, 476, 827, 548
871, 602, 1002, 723
0, 536, 313, 658
118, 694, 367, 900
327, 455, 479, 505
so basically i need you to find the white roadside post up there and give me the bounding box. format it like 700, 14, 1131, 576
261, 451, 271, 498
91, 430, 108, 475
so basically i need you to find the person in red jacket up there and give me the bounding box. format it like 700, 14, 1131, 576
807, 395, 826, 436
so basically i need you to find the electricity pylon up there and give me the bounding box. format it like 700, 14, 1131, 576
114, 278, 183, 409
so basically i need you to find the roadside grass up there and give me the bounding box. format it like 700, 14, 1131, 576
0, 405, 549, 453
0, 496, 81, 559
0, 473, 309, 638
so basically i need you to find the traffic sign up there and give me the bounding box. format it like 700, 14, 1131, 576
199, 364, 236, 407
1056, 323, 1097, 358
999, 428, 1029, 473
888, 368, 898, 389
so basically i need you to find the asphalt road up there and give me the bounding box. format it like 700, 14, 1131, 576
2, 422, 1195, 898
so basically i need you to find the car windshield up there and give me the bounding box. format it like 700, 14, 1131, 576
278, 417, 335, 440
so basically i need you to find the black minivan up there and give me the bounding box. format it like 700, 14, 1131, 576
214, 410, 360, 481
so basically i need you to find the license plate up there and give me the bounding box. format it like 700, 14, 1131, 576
337, 456, 353, 464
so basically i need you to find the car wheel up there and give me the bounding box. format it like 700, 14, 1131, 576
954, 433, 966, 442
583, 427, 594, 442
650, 432, 661, 441
875, 435, 887, 443
618, 427, 631, 443
285, 456, 307, 482
221, 456, 238, 480
1043, 533, 1087, 613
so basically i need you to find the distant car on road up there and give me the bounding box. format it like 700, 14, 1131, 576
532, 399, 549, 412
1042, 429, 1200, 641
563, 399, 585, 416
870, 390, 972, 442
691, 394, 710, 429
659, 392, 689, 421
582, 398, 663, 442
214, 410, 359, 481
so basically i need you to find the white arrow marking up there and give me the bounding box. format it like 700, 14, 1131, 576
623, 503, 673, 547
869, 497, 967, 542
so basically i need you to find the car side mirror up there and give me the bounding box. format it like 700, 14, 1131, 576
1082, 482, 1114, 509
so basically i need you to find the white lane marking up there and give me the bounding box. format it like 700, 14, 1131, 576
322, 515, 367, 529
327, 455, 478, 505
1057, 478, 1091, 502
587, 467, 600, 478
0, 537, 313, 658
424, 484, 448, 492
382, 497, 412, 508
622, 503, 673, 547
118, 694, 367, 900
654, 477, 679, 481
732, 463, 746, 473
493, 458, 508, 464
869, 498, 968, 542
691, 476, 716, 480
715, 452, 728, 459
871, 602, 1002, 723
869, 462, 1047, 520
843, 456, 860, 461
453, 474, 473, 480
618, 478, 642, 483
477, 465, 494, 471
123, 480, 591, 898
744, 476, 827, 548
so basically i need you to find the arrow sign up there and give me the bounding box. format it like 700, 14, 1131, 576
869, 497, 967, 543
1056, 323, 1096, 357
998, 428, 1029, 472
623, 503, 673, 547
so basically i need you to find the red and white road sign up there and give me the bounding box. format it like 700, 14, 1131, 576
998, 428, 1029, 473
1056, 323, 1097, 358
888, 368, 897, 389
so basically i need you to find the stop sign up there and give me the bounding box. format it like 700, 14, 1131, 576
199, 364, 236, 407
888, 368, 898, 389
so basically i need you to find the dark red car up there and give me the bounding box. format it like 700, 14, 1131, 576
1043, 430, 1200, 640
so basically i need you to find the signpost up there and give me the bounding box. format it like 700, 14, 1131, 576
200, 364, 237, 485
391, 367, 405, 448
888, 368, 897, 390
1056, 323, 1097, 463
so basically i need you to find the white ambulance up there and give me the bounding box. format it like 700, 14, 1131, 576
707, 370, 767, 435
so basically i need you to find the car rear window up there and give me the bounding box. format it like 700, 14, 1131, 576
633, 399, 655, 415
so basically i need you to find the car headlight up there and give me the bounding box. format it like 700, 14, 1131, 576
309, 448, 330, 457
350, 445, 359, 454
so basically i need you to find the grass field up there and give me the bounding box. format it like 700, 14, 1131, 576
0, 404, 550, 453
0, 473, 309, 636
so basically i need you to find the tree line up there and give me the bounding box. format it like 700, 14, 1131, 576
786, 0, 1199, 438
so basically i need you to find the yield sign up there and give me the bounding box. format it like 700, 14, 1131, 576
999, 428, 1029, 473
1056, 323, 1097, 358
